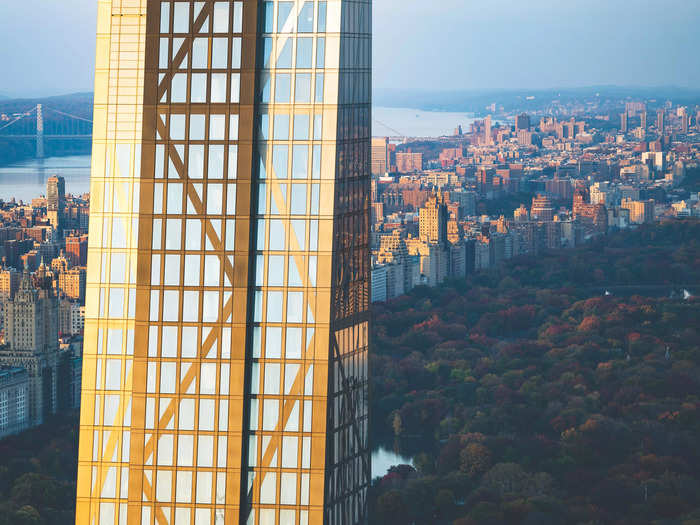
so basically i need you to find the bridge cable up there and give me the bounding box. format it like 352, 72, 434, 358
372, 118, 405, 138
44, 107, 93, 124
0, 107, 37, 132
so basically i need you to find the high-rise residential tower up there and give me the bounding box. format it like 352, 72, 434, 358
75, 2, 371, 525
0, 264, 59, 426
515, 113, 530, 133
620, 112, 628, 133
484, 115, 492, 145
370, 137, 388, 176
47, 175, 66, 233
657, 109, 665, 135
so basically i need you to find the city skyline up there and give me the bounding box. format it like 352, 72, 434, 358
2, 0, 700, 97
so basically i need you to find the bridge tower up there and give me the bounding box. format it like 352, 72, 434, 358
36, 104, 44, 159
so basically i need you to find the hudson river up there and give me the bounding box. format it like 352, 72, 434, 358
0, 155, 92, 202
0, 108, 478, 202
373, 106, 477, 137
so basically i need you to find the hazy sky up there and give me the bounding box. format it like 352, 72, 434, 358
1, 0, 699, 97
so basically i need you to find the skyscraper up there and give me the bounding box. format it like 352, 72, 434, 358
484, 115, 492, 145
47, 175, 66, 233
640, 110, 647, 130
75, 2, 371, 525
419, 193, 448, 245
657, 109, 665, 134
620, 112, 628, 133
680, 107, 689, 134
0, 264, 59, 426
531, 195, 555, 222
370, 137, 389, 175
515, 113, 530, 133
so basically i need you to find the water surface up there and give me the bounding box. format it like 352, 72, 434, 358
373, 106, 478, 138
0, 155, 91, 202
371, 446, 414, 478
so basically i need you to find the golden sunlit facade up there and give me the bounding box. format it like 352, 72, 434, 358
75, 1, 371, 524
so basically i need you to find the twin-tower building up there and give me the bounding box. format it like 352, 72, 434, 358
76, 1, 371, 524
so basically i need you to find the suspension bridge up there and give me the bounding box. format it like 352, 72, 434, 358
0, 104, 92, 159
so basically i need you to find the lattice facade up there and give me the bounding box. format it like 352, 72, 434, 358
75, 1, 370, 524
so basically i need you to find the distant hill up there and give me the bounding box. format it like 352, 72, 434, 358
373, 86, 700, 115
0, 92, 93, 118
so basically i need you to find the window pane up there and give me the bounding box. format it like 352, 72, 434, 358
267, 291, 283, 322
192, 38, 208, 68
313, 114, 322, 140
233, 1, 243, 32
292, 146, 308, 179
298, 2, 314, 33
314, 73, 324, 103
229, 114, 239, 140
160, 2, 170, 33
274, 114, 290, 140
286, 328, 302, 358
227, 184, 236, 214
172, 74, 187, 102
226, 219, 236, 249
296, 38, 313, 68
277, 39, 292, 69
211, 73, 227, 103
287, 292, 303, 322
208, 145, 225, 179
268, 255, 284, 286
186, 219, 202, 250
275, 73, 291, 103
260, 73, 271, 102
191, 74, 207, 103
230, 73, 240, 103
210, 115, 226, 140
159, 38, 169, 69
310, 184, 319, 215
173, 3, 189, 33
197, 2, 210, 34
232, 38, 242, 68
272, 146, 289, 179
212, 38, 228, 68
316, 37, 326, 68
293, 220, 306, 250
189, 146, 205, 179
312, 145, 321, 179
269, 220, 285, 250
264, 363, 281, 395
168, 182, 182, 215
291, 184, 307, 215
294, 114, 310, 140
262, 38, 273, 68
213, 2, 229, 33
184, 255, 200, 286
277, 2, 293, 33
170, 114, 186, 140
190, 114, 206, 140
228, 146, 238, 179
289, 255, 302, 286
318, 2, 327, 32
295, 73, 311, 103
262, 1, 273, 33
207, 184, 223, 215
